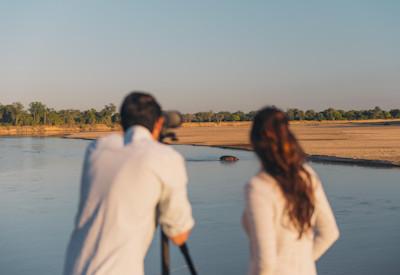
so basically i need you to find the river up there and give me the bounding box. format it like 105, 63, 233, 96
0, 137, 399, 275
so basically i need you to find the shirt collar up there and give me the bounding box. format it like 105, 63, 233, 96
124, 125, 154, 145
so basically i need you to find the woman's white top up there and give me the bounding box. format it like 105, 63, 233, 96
243, 165, 339, 275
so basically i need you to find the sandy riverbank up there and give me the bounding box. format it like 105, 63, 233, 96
0, 124, 118, 136
61, 120, 400, 167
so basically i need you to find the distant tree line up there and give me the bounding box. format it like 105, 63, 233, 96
1, 102, 400, 126
183, 107, 400, 122
0, 102, 120, 126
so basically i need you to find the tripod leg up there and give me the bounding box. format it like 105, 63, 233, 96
179, 243, 198, 275
161, 230, 170, 275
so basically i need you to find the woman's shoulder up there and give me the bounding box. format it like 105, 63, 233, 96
302, 163, 322, 189
245, 171, 280, 196
245, 165, 322, 196
303, 163, 317, 177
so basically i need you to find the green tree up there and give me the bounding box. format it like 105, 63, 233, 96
389, 109, 400, 118
231, 114, 241, 121
370, 106, 384, 119
245, 111, 257, 121
316, 112, 326, 121
12, 102, 25, 125
286, 109, 296, 120
0, 103, 4, 122
29, 102, 47, 125
83, 109, 97, 124
233, 111, 246, 121
322, 108, 343, 120
99, 104, 117, 125
219, 111, 233, 121
294, 109, 305, 120
20, 112, 34, 125
1, 105, 13, 124
305, 110, 316, 120
1, 103, 25, 125
345, 110, 357, 120
205, 111, 213, 122
59, 109, 80, 125
214, 112, 225, 123
286, 109, 304, 120
111, 113, 121, 124
47, 109, 64, 125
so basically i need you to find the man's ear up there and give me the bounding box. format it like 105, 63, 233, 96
152, 117, 165, 140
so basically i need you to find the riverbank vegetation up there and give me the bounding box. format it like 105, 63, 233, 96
183, 107, 400, 122
1, 101, 399, 126
0, 102, 120, 126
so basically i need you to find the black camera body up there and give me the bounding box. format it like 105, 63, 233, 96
160, 111, 183, 142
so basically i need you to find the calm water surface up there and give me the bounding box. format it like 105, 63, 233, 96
0, 137, 399, 275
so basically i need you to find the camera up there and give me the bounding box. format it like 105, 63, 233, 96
160, 111, 183, 142
163, 111, 183, 129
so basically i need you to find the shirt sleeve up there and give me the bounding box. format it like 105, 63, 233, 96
158, 152, 195, 238
75, 140, 97, 227
312, 173, 340, 261
244, 181, 277, 275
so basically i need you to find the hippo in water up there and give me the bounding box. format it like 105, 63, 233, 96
220, 155, 239, 162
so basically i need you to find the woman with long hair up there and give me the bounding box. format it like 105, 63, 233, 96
242, 107, 339, 275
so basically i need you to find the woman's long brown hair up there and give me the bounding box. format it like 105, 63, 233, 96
251, 107, 315, 238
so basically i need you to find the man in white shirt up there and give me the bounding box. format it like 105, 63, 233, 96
64, 92, 195, 275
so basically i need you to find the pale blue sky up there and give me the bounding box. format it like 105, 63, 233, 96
1, 0, 399, 112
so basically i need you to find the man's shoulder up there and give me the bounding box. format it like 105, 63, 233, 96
97, 133, 124, 149
148, 143, 187, 186
147, 141, 184, 163
85, 133, 124, 153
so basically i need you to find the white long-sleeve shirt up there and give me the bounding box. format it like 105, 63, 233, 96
243, 165, 339, 275
64, 126, 194, 275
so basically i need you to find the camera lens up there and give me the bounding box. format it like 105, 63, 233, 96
163, 111, 183, 129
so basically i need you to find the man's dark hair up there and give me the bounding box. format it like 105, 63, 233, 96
120, 92, 162, 132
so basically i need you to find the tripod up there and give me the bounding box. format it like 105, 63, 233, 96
161, 230, 197, 275
159, 131, 198, 275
